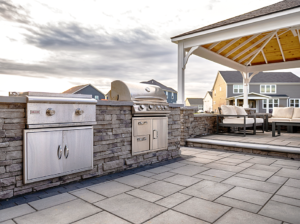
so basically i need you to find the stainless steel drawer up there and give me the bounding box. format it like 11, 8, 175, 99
132, 135, 150, 153
133, 119, 151, 136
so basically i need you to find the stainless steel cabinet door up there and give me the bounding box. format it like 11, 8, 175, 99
26, 130, 63, 181
62, 128, 93, 173
152, 117, 168, 150
133, 119, 151, 136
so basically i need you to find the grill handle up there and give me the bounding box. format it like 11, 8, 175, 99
134, 96, 165, 101
153, 130, 158, 139
64, 145, 69, 159
137, 137, 147, 142
57, 145, 62, 159
138, 121, 147, 125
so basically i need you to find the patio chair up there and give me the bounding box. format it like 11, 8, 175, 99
217, 105, 264, 137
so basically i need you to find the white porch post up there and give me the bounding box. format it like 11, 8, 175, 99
266, 98, 269, 113
235, 98, 237, 106
242, 72, 250, 108
177, 41, 185, 105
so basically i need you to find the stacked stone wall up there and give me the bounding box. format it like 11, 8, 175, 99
0, 103, 181, 200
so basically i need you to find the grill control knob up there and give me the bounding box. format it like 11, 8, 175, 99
46, 108, 55, 116
138, 105, 145, 111
149, 105, 153, 110
157, 105, 161, 110
75, 108, 84, 115
164, 106, 168, 110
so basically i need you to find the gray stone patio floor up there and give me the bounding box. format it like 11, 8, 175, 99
1, 146, 300, 224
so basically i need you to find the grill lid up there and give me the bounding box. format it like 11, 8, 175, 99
108, 80, 167, 102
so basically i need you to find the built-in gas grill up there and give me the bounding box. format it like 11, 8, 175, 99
107, 81, 169, 154
11, 92, 97, 184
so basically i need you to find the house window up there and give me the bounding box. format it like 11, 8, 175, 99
260, 84, 276, 93
95, 95, 99, 100
171, 92, 174, 99
233, 85, 243, 93
219, 87, 222, 91
198, 105, 203, 110
290, 99, 300, 107
165, 91, 168, 99
262, 99, 279, 109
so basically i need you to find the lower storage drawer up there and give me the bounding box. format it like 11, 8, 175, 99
24, 126, 93, 184
132, 135, 150, 153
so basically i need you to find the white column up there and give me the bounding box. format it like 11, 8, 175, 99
266, 98, 269, 113
177, 41, 185, 105
235, 98, 237, 106
242, 72, 249, 108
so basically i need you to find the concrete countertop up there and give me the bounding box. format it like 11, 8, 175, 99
194, 113, 216, 117
0, 96, 27, 103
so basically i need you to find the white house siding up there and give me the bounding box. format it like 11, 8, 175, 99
204, 94, 213, 112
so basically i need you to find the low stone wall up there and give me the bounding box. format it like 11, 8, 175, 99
180, 108, 217, 146
187, 142, 300, 160
0, 102, 181, 200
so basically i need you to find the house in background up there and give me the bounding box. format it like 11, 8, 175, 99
185, 98, 203, 111
203, 91, 213, 112
140, 79, 177, 103
212, 71, 300, 113
63, 84, 105, 100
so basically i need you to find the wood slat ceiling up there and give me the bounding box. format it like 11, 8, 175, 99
202, 28, 300, 66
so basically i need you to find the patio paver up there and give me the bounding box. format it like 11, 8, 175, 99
215, 196, 261, 213
276, 185, 300, 200
29, 193, 76, 210
126, 189, 163, 202
164, 174, 201, 186
276, 168, 300, 179
170, 165, 209, 176
0, 204, 35, 222
70, 189, 106, 203
115, 174, 156, 188
87, 181, 133, 197
73, 211, 130, 224
271, 195, 300, 207
155, 193, 191, 208
140, 181, 184, 197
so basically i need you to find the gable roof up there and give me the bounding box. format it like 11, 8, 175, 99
140, 79, 177, 92
63, 84, 104, 95
204, 91, 212, 99
186, 98, 203, 104
219, 71, 300, 83
172, 0, 300, 39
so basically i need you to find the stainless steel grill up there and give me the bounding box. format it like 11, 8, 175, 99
13, 92, 97, 184
107, 80, 170, 116
107, 81, 169, 154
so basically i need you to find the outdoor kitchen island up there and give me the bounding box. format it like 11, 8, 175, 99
0, 93, 182, 200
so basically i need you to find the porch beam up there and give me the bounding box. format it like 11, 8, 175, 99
276, 33, 286, 62
217, 38, 240, 54
225, 34, 260, 57
246, 60, 300, 72
246, 31, 277, 65
261, 49, 268, 64
177, 42, 185, 105
232, 32, 275, 61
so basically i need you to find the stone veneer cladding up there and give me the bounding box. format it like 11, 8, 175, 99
0, 103, 181, 200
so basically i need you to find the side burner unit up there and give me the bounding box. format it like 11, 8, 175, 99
107, 81, 169, 155
15, 92, 97, 184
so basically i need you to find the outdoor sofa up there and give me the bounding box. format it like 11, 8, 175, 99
217, 105, 264, 137
267, 107, 300, 135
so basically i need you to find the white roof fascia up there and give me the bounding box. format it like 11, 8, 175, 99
71, 84, 89, 94
180, 10, 300, 49
172, 7, 300, 43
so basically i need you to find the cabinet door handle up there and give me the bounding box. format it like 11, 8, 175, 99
64, 145, 69, 159
57, 145, 62, 159
137, 137, 147, 141
153, 130, 158, 139
138, 121, 147, 125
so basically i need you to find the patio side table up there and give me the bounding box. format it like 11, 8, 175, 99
255, 113, 269, 132
272, 122, 300, 137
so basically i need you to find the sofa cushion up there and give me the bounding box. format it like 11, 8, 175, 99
235, 106, 248, 115
292, 108, 300, 118
268, 118, 291, 122
255, 118, 264, 123
221, 105, 237, 119
272, 107, 294, 118
223, 118, 254, 124
290, 118, 300, 123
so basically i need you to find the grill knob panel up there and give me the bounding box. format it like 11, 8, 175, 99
46, 108, 55, 116
138, 105, 145, 111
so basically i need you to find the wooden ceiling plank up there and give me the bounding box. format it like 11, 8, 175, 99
276, 33, 286, 62
232, 32, 274, 61
217, 38, 240, 54
225, 33, 261, 57
261, 49, 268, 64
208, 41, 221, 50
297, 29, 300, 45
246, 31, 277, 65
238, 49, 259, 63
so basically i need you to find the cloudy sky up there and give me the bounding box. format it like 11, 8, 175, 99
0, 0, 299, 98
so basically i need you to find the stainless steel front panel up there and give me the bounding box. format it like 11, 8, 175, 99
27, 103, 96, 126
132, 117, 168, 155
24, 126, 93, 184
152, 118, 168, 150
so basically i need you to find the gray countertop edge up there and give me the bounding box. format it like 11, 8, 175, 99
96, 101, 134, 106
0, 96, 27, 103
194, 113, 216, 117
169, 103, 184, 108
